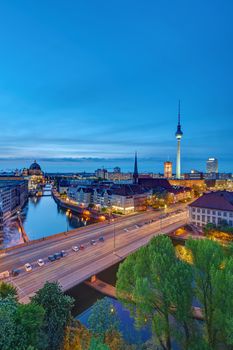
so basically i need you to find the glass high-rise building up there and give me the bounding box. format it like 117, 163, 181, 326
206, 158, 218, 173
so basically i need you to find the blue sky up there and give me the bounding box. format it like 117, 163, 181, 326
0, 0, 232, 173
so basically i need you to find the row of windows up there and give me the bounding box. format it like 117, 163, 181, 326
192, 207, 233, 217
192, 214, 233, 227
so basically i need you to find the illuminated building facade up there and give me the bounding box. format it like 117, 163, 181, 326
206, 158, 218, 174
164, 161, 172, 178
189, 191, 233, 228
22, 161, 45, 190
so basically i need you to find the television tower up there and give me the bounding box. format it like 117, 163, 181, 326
175, 101, 183, 179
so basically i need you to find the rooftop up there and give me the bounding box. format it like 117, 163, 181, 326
189, 191, 233, 211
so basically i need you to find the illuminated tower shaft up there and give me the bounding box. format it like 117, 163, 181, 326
175, 101, 183, 179
176, 139, 181, 179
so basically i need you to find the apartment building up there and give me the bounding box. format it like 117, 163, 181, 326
189, 191, 233, 227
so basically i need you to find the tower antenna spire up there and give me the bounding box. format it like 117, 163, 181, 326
175, 100, 183, 179
178, 100, 181, 125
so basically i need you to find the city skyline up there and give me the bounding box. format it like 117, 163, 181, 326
0, 1, 233, 172
0, 154, 228, 174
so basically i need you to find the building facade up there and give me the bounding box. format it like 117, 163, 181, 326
189, 191, 233, 228
22, 161, 45, 190
164, 161, 172, 178
0, 179, 28, 223
206, 158, 218, 174
67, 183, 148, 213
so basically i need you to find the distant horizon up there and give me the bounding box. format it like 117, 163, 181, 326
0, 156, 232, 174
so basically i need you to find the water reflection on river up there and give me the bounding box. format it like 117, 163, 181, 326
21, 190, 96, 241
67, 263, 151, 346
3, 187, 97, 247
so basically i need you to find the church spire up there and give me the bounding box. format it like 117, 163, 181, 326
133, 151, 139, 184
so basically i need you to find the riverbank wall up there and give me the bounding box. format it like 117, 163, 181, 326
52, 190, 106, 220
17, 215, 29, 243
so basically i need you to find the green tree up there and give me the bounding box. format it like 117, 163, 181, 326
166, 260, 198, 349
0, 281, 17, 300
186, 238, 231, 349
0, 298, 17, 350
32, 281, 74, 350
88, 298, 119, 339
14, 302, 45, 349
88, 337, 110, 350
104, 329, 124, 350
211, 258, 233, 347
63, 320, 91, 350
116, 235, 195, 350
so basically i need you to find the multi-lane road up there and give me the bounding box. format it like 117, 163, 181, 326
0, 205, 188, 303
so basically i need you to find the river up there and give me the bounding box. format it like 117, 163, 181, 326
3, 185, 96, 247
67, 263, 151, 346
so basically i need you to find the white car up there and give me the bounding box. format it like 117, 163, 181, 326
24, 263, 32, 272
37, 259, 44, 267
72, 246, 79, 252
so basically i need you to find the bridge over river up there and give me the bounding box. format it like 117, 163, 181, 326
0, 209, 187, 303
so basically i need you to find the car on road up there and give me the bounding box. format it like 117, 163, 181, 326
79, 244, 85, 250
90, 239, 97, 246
11, 269, 20, 277
37, 259, 44, 267
60, 250, 67, 257
124, 228, 129, 232
72, 246, 79, 252
48, 255, 56, 262
54, 252, 61, 260
99, 236, 104, 242
24, 263, 32, 272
